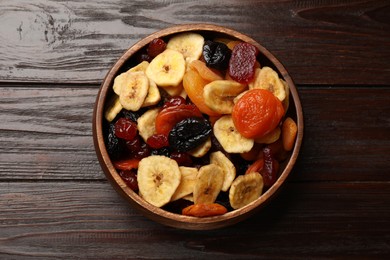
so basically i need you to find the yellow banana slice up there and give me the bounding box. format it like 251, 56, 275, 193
145, 49, 186, 88
213, 115, 254, 153
188, 138, 212, 158
141, 79, 161, 107
137, 107, 160, 142
254, 126, 281, 144
166, 32, 204, 64
210, 151, 236, 192
171, 166, 198, 201
193, 164, 224, 205
203, 80, 247, 114
229, 172, 264, 209
129, 60, 150, 72
119, 71, 149, 111
249, 66, 286, 102
137, 155, 181, 207
104, 94, 123, 122
281, 79, 290, 113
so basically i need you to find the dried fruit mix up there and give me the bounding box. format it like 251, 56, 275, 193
103, 32, 298, 217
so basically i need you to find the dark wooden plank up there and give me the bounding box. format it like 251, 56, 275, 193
1, 86, 389, 181
0, 0, 388, 85
0, 182, 389, 259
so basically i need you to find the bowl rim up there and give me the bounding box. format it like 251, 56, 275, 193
92, 23, 304, 230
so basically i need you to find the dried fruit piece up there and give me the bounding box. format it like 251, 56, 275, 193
168, 117, 212, 152
146, 134, 169, 149
183, 69, 221, 116
260, 147, 279, 188
210, 151, 236, 192
228, 42, 259, 84
166, 32, 204, 64
119, 71, 150, 111
119, 170, 139, 191
145, 49, 186, 87
106, 123, 124, 158
113, 158, 140, 171
229, 172, 263, 209
171, 166, 198, 201
170, 152, 193, 166
249, 66, 286, 102
182, 203, 227, 217
188, 138, 212, 158
137, 155, 181, 207
104, 94, 123, 122
203, 80, 247, 114
254, 127, 281, 144
114, 118, 138, 141
155, 103, 202, 136
232, 89, 284, 139
147, 38, 167, 58
282, 117, 297, 151
193, 164, 224, 204
162, 96, 186, 109
203, 40, 231, 70
213, 115, 254, 153
189, 60, 223, 82
137, 107, 160, 142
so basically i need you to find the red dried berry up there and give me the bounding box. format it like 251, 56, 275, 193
162, 96, 187, 109
147, 134, 169, 149
170, 152, 193, 167
147, 38, 167, 58
114, 118, 138, 141
118, 170, 139, 191
228, 42, 259, 84
260, 147, 279, 188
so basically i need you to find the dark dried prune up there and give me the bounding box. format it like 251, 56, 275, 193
106, 123, 124, 158
169, 117, 212, 152
121, 110, 140, 122
203, 40, 231, 70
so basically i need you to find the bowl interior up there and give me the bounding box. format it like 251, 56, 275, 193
93, 24, 303, 230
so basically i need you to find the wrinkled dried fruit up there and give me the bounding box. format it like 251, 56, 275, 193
119, 170, 139, 191
203, 40, 231, 70
147, 38, 167, 58
228, 42, 259, 84
169, 117, 212, 152
182, 203, 228, 217
147, 134, 169, 149
115, 118, 138, 141
106, 123, 124, 158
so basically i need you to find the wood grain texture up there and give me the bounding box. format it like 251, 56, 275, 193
1, 86, 389, 181
0, 182, 389, 259
0, 0, 389, 85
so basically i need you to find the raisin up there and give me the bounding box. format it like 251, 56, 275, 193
147, 38, 167, 58
137, 53, 152, 63
228, 42, 259, 84
115, 118, 138, 141
169, 117, 212, 152
151, 147, 171, 157
147, 134, 169, 149
106, 123, 124, 158
203, 40, 231, 70
121, 110, 141, 122
118, 170, 139, 192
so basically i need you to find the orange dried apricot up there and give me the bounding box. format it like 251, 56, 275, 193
182, 203, 227, 217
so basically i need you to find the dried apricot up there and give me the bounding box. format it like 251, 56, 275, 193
232, 89, 284, 139
282, 117, 298, 151
183, 69, 221, 116
182, 203, 227, 217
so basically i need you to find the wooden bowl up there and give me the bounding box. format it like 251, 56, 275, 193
92, 24, 303, 230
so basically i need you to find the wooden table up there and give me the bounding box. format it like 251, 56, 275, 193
1, 1, 389, 258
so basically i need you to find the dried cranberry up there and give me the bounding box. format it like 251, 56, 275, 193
170, 152, 193, 166
260, 147, 279, 188
203, 40, 231, 70
168, 117, 212, 152
162, 96, 187, 109
125, 135, 142, 153
147, 38, 167, 58
132, 142, 151, 159
119, 170, 139, 191
147, 134, 169, 149
115, 118, 138, 141
228, 42, 259, 84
